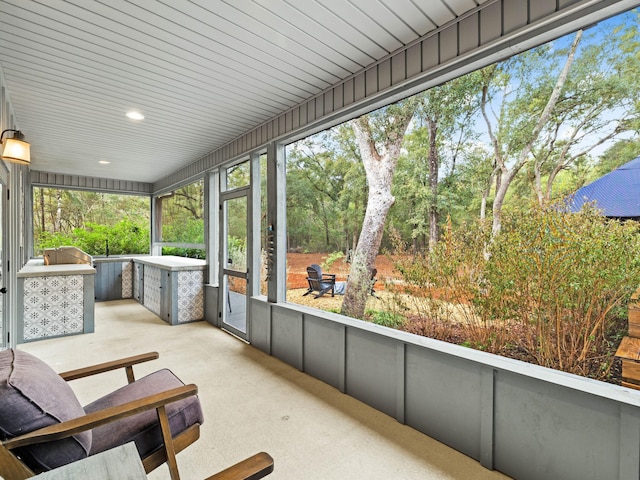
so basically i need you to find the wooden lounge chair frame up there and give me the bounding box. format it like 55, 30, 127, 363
0, 352, 273, 480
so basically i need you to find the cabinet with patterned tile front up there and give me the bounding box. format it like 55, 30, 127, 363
17, 260, 95, 343
133, 256, 206, 325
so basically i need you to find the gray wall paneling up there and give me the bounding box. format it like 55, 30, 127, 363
270, 304, 303, 370
252, 301, 640, 480
249, 298, 271, 355
204, 285, 219, 327
31, 171, 152, 195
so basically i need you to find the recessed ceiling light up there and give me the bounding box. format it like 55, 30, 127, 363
125, 111, 145, 120
99, 160, 111, 165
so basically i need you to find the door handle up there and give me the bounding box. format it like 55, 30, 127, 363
0, 287, 7, 294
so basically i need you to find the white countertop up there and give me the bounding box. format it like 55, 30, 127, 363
132, 255, 207, 270
18, 259, 96, 277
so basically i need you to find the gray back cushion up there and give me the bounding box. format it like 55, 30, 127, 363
0, 349, 91, 472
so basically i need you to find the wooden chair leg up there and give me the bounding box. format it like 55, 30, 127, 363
0, 443, 34, 480
142, 424, 200, 474
157, 405, 180, 480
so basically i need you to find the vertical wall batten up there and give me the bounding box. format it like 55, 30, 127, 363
396, 343, 406, 424
339, 324, 346, 393
480, 367, 496, 469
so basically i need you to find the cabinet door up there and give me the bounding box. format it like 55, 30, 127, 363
95, 262, 123, 301
160, 271, 172, 323
143, 266, 162, 317
133, 263, 143, 303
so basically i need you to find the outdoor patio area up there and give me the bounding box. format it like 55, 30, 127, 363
18, 300, 511, 480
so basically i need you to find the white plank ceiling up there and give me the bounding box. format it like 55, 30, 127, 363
0, 0, 491, 183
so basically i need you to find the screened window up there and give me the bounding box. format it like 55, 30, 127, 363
156, 179, 205, 258
32, 187, 150, 256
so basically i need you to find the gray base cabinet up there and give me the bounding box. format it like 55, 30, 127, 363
133, 257, 206, 325
16, 260, 95, 343
94, 259, 134, 301
94, 261, 122, 301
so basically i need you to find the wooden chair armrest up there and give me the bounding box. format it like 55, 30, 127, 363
59, 351, 159, 383
205, 452, 274, 480
3, 384, 197, 450
321, 273, 336, 280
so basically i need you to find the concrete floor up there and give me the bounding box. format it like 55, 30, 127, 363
19, 300, 511, 480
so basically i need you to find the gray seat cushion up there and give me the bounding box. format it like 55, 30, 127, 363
0, 349, 91, 472
84, 368, 204, 458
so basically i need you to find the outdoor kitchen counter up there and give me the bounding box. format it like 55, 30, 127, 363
16, 259, 95, 343
18, 258, 96, 277
131, 256, 206, 325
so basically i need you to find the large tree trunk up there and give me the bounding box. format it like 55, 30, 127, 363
341, 107, 414, 319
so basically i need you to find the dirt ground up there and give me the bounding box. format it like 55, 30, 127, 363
286, 252, 401, 310
286, 252, 398, 290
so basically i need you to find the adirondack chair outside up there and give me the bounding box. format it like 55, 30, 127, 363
303, 264, 336, 298
303, 264, 378, 299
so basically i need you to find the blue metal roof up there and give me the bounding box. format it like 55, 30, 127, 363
567, 156, 640, 218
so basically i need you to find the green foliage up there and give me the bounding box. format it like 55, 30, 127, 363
36, 219, 150, 256
367, 309, 407, 329
393, 205, 640, 381
286, 128, 366, 252
161, 247, 205, 258
33, 188, 151, 256
321, 251, 344, 270
159, 180, 204, 244
593, 139, 640, 180
227, 236, 246, 268
161, 218, 205, 244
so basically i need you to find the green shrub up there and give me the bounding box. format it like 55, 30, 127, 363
227, 236, 246, 267
393, 204, 640, 381
321, 251, 344, 271
161, 247, 206, 259
367, 309, 407, 329
481, 204, 640, 376
35, 219, 150, 256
